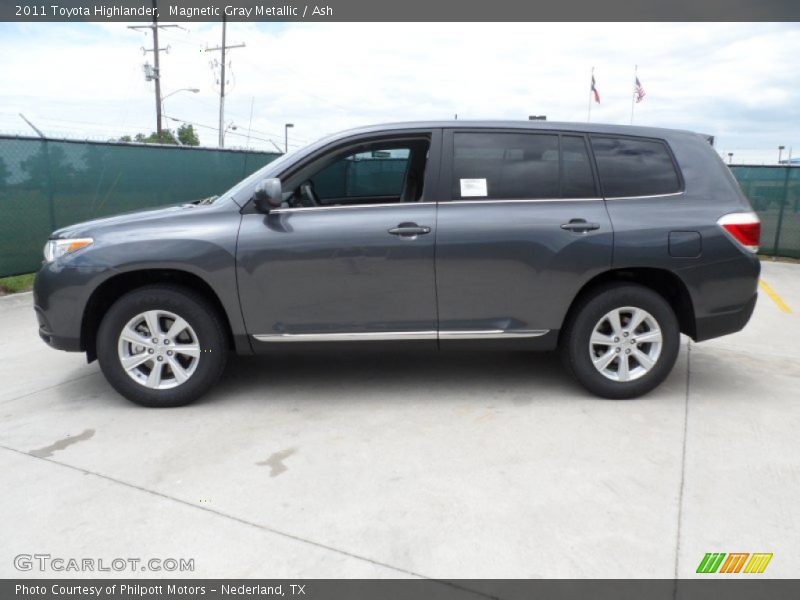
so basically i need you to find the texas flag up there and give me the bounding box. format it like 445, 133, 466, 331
591, 74, 600, 104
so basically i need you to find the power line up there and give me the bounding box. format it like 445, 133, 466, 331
172, 96, 310, 143
9, 114, 154, 132
164, 114, 303, 149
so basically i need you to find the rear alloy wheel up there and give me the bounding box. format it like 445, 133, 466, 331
589, 306, 663, 383
560, 283, 680, 399
97, 285, 228, 407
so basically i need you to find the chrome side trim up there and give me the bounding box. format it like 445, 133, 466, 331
270, 202, 436, 214
444, 198, 601, 206
268, 193, 683, 213
253, 331, 437, 342
604, 191, 685, 201
253, 329, 550, 342
438, 329, 550, 340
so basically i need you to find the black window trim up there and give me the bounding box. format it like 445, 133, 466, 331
560, 133, 600, 200
588, 133, 685, 200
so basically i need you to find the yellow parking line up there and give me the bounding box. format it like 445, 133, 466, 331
759, 280, 792, 313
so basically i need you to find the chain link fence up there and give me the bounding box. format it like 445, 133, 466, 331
1, 135, 798, 278
731, 165, 800, 259
0, 135, 280, 277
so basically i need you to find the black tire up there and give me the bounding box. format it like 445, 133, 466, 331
96, 285, 228, 407
560, 283, 680, 399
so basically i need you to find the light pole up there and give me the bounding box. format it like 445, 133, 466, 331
223, 122, 238, 144
161, 88, 199, 123
285, 123, 294, 153
778, 145, 785, 164
727, 152, 734, 165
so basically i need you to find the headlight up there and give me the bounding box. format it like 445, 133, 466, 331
43, 238, 93, 263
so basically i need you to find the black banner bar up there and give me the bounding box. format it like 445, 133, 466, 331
5, 580, 800, 600
2, 0, 800, 22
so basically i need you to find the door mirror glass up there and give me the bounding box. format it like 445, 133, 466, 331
254, 178, 283, 212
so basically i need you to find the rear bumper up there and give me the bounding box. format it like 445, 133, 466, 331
694, 292, 757, 342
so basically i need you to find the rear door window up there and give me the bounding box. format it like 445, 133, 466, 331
452, 132, 560, 200
590, 136, 681, 198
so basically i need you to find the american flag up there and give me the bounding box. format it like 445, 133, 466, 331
591, 74, 600, 104
634, 76, 646, 103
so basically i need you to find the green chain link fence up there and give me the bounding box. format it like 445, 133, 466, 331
1, 134, 798, 278
730, 165, 800, 259
0, 135, 280, 277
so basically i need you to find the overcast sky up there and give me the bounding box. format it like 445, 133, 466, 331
0, 22, 797, 163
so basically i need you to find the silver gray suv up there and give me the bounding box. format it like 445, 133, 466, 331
34, 121, 761, 406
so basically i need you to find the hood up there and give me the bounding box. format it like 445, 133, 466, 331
51, 203, 205, 239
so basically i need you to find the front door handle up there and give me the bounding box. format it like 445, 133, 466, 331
561, 219, 600, 233
388, 223, 431, 237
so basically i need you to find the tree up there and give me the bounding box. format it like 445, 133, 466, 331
150, 130, 178, 145
177, 124, 200, 146
118, 130, 179, 145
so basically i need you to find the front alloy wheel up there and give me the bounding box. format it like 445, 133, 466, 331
97, 285, 228, 407
118, 310, 201, 390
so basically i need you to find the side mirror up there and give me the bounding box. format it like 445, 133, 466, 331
254, 178, 283, 212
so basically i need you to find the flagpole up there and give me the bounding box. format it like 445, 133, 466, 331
588, 66, 594, 122
630, 65, 637, 125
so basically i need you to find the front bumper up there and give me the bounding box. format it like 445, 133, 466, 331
33, 262, 104, 354
34, 304, 82, 351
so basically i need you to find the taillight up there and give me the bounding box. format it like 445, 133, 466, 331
717, 212, 760, 253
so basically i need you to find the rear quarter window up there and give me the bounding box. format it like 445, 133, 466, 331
590, 136, 682, 198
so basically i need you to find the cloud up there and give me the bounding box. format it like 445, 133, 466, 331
0, 22, 797, 162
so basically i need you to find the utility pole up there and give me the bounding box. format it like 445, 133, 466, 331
218, 14, 226, 147
152, 1, 162, 137
205, 15, 245, 148
128, 1, 179, 140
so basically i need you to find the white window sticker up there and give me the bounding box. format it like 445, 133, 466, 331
460, 178, 488, 198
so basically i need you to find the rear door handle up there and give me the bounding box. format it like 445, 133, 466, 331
561, 219, 600, 233
388, 223, 431, 237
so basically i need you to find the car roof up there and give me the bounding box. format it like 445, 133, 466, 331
328, 120, 706, 142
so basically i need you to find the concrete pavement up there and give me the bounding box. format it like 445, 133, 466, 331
1, 261, 797, 579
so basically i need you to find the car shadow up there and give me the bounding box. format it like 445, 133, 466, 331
203, 348, 587, 407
